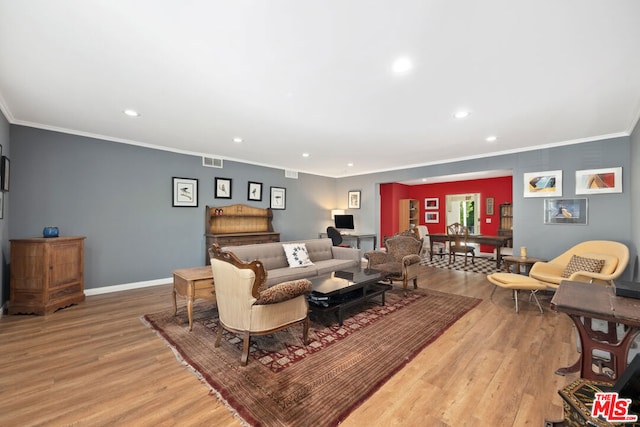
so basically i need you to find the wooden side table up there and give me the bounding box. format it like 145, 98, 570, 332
502, 255, 546, 275
172, 266, 215, 330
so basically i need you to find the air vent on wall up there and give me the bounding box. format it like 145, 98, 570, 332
202, 156, 223, 168
285, 170, 298, 179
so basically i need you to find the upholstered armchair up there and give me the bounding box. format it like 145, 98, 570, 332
208, 244, 312, 366
364, 233, 423, 295
528, 240, 629, 288
447, 223, 475, 266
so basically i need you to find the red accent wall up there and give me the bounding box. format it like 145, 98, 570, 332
380, 176, 512, 252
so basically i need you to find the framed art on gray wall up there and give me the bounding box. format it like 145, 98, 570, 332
523, 170, 562, 198
544, 198, 587, 225
348, 191, 361, 209
575, 167, 622, 194
215, 177, 232, 199
172, 177, 198, 207
270, 187, 286, 210
248, 181, 263, 201
1, 156, 9, 192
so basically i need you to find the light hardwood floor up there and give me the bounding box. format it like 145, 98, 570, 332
0, 266, 579, 426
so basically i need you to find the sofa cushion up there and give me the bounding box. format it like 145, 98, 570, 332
314, 258, 359, 275
562, 255, 605, 278
266, 266, 318, 287
303, 239, 334, 262
225, 242, 289, 271
254, 279, 312, 305
282, 243, 314, 268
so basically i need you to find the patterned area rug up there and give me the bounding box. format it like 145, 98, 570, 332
420, 254, 503, 274
142, 288, 481, 426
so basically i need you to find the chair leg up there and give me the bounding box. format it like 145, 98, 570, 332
514, 289, 519, 313
471, 251, 475, 265
463, 253, 468, 267
530, 290, 543, 314
241, 331, 251, 366
215, 321, 223, 347
413, 277, 418, 289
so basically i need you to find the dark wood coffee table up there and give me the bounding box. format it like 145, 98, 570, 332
307, 267, 391, 326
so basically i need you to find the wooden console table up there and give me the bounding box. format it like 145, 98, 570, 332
172, 266, 215, 331
551, 280, 640, 382
205, 204, 280, 264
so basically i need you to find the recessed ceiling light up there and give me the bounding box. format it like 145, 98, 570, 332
392, 57, 413, 74
232, 137, 243, 143
123, 109, 140, 117
347, 162, 354, 167
302, 153, 310, 158
453, 110, 470, 119
486, 135, 498, 142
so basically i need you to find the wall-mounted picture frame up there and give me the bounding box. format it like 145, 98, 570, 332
1, 156, 10, 192
544, 198, 587, 225
485, 197, 494, 215
248, 181, 263, 201
575, 167, 622, 194
425, 212, 439, 223
270, 186, 286, 210
215, 177, 232, 199
172, 177, 199, 207
348, 190, 361, 209
523, 170, 562, 198
424, 198, 439, 210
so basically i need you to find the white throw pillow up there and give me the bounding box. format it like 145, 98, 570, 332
282, 243, 314, 268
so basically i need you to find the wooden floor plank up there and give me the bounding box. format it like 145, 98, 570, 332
0, 265, 578, 426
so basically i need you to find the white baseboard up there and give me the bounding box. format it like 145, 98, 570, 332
84, 277, 172, 296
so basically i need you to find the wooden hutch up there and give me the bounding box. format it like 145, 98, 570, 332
204, 204, 280, 264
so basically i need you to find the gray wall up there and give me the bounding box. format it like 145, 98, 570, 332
0, 111, 9, 307
337, 136, 634, 280
7, 125, 636, 298
631, 119, 640, 281
10, 126, 336, 290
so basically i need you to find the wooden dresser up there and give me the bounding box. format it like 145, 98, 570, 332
205, 204, 279, 264
9, 236, 86, 315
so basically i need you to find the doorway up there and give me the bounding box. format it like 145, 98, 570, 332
445, 193, 480, 234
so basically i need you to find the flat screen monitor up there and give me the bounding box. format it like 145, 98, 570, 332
334, 214, 354, 230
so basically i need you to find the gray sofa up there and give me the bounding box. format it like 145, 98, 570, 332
223, 238, 361, 287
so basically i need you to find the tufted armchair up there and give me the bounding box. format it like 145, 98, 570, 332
208, 244, 312, 366
364, 233, 423, 295
528, 240, 629, 289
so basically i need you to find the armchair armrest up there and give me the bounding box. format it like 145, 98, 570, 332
364, 250, 389, 267
254, 279, 312, 305
402, 254, 422, 266
331, 245, 361, 264
568, 271, 618, 285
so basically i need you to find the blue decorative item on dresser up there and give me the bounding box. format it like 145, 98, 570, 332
43, 226, 59, 238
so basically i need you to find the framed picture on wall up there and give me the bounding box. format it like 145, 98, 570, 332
1, 156, 10, 192
486, 197, 494, 215
248, 181, 263, 201
348, 191, 361, 209
544, 198, 587, 225
575, 167, 622, 194
425, 212, 439, 223
215, 177, 232, 199
424, 198, 438, 210
270, 186, 286, 210
523, 170, 562, 197
172, 177, 199, 207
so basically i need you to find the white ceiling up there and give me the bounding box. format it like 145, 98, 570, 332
1, 1, 639, 178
